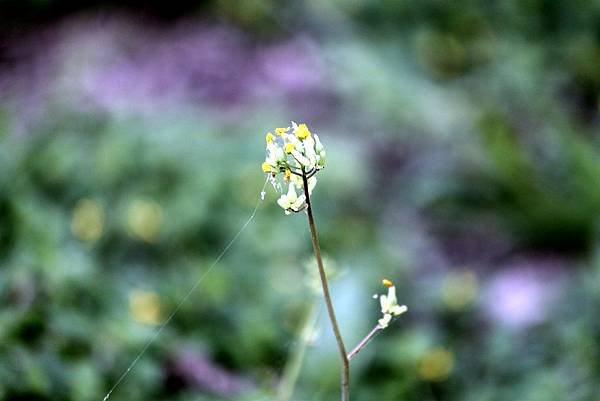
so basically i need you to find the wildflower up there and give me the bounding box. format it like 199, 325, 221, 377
376, 279, 407, 328
260, 121, 326, 214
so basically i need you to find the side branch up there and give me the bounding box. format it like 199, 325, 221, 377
348, 324, 382, 361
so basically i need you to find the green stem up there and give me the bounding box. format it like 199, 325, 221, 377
276, 302, 318, 401
301, 170, 350, 401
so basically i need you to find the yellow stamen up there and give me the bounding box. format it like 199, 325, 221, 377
284, 143, 295, 154
382, 279, 394, 288
284, 169, 291, 181
275, 127, 288, 136
262, 162, 274, 173
265, 132, 275, 144
296, 123, 311, 139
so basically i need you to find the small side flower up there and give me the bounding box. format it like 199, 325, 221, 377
376, 279, 407, 329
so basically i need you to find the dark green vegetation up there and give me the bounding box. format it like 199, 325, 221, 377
1, 1, 599, 400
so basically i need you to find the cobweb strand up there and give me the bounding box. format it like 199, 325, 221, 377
101, 177, 269, 401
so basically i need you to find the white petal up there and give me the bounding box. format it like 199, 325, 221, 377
378, 313, 392, 329
291, 174, 303, 188
387, 286, 398, 305
292, 137, 304, 152
275, 147, 285, 161
291, 150, 311, 167
304, 135, 315, 149
291, 194, 306, 210
265, 155, 276, 165
390, 305, 407, 316
287, 183, 298, 203
314, 134, 324, 153
379, 295, 389, 312
317, 150, 326, 167
277, 195, 291, 209
305, 144, 317, 167
307, 177, 317, 194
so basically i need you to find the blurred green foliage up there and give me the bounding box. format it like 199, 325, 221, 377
1, 0, 600, 400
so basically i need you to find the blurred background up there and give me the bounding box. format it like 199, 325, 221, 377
1, 1, 600, 400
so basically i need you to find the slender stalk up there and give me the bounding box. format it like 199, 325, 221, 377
301, 170, 350, 401
348, 324, 382, 361
276, 302, 318, 401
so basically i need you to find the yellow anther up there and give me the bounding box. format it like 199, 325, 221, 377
262, 162, 274, 173
275, 127, 288, 136
284, 143, 295, 154
284, 169, 291, 181
296, 123, 311, 139
382, 279, 394, 288
265, 132, 275, 144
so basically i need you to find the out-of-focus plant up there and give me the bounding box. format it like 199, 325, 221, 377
261, 122, 407, 400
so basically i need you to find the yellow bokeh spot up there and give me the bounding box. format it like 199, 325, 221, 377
129, 289, 162, 325
127, 200, 163, 243
295, 123, 311, 139
441, 270, 478, 310
265, 132, 275, 144
418, 347, 454, 382
71, 198, 104, 242
284, 143, 295, 154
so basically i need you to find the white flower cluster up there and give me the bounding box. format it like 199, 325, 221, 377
376, 279, 407, 329
261, 122, 326, 214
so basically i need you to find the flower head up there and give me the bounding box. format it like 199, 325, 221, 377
261, 121, 326, 214
375, 279, 407, 328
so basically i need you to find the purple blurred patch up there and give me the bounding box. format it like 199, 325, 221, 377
166, 348, 253, 397
1, 13, 335, 122
83, 24, 258, 112
482, 256, 567, 329
255, 37, 326, 93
